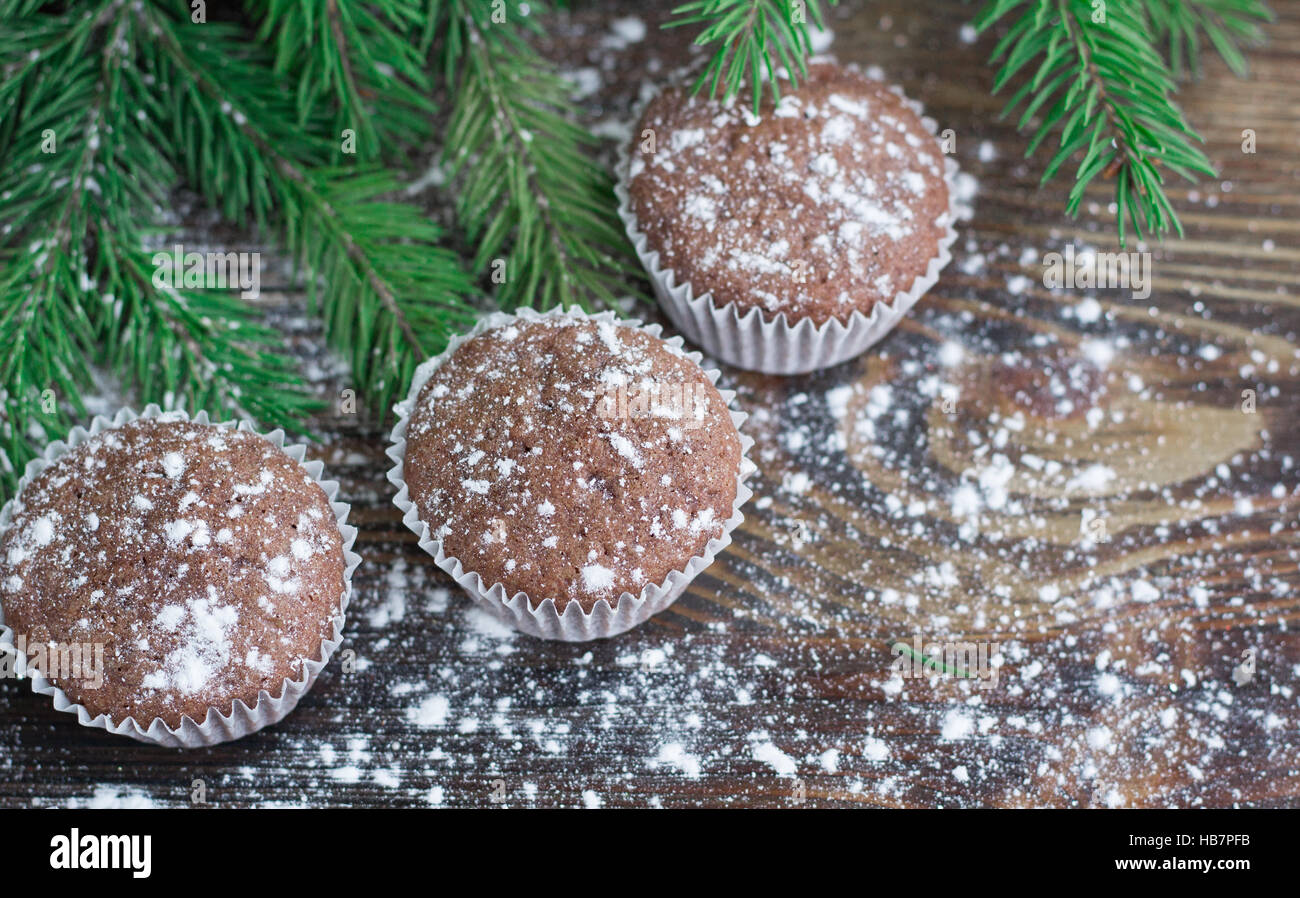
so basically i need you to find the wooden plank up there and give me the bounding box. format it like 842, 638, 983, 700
1, 0, 1297, 808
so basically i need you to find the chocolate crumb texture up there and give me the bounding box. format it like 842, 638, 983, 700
628, 61, 950, 326
403, 317, 742, 613
0, 417, 346, 728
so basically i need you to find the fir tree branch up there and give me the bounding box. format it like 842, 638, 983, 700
664, 0, 836, 114
249, 0, 438, 158
100, 238, 321, 431
1141, 0, 1273, 79
0, 4, 140, 490
0, 2, 314, 499
976, 0, 1217, 245
432, 0, 648, 311
139, 3, 479, 417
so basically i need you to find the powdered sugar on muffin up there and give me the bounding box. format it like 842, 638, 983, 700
402, 317, 742, 612
628, 62, 950, 325
0, 417, 345, 727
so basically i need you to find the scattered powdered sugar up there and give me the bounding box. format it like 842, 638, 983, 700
940, 709, 974, 741
59, 785, 159, 809
751, 738, 798, 776
863, 737, 890, 762
30, 516, 55, 547
141, 596, 239, 696
8, 8, 1296, 812
631, 64, 950, 317
161, 451, 186, 479
605, 432, 645, 468
408, 693, 451, 728
406, 316, 736, 605
368, 559, 411, 628
727, 220, 1300, 807
581, 563, 616, 593
655, 742, 702, 778
603, 16, 646, 48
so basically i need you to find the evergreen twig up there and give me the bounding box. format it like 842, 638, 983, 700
250, 0, 438, 158
975, 0, 1218, 245
140, 3, 480, 419
0, 2, 316, 498
664, 0, 836, 114
433, 0, 648, 311
1143, 0, 1273, 79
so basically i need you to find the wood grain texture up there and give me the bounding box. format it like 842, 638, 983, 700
2, 0, 1298, 808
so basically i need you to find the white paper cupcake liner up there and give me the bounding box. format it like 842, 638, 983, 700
0, 404, 361, 748
387, 305, 755, 641
615, 65, 961, 375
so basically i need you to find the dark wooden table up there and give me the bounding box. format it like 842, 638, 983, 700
3, 0, 1298, 808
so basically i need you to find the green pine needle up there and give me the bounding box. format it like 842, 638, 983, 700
1143, 0, 1273, 79
250, 0, 439, 159
665, 0, 836, 114
140, 3, 480, 419
976, 0, 1220, 245
0, 2, 316, 499
434, 0, 648, 311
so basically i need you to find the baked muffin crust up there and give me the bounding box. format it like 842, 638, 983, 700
628, 62, 950, 325
0, 417, 345, 727
403, 317, 742, 612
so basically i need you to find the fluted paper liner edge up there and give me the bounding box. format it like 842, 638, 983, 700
615, 65, 961, 375
0, 405, 360, 748
386, 305, 755, 641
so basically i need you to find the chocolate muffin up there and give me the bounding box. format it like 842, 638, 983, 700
0, 417, 346, 728
627, 62, 950, 326
402, 316, 743, 613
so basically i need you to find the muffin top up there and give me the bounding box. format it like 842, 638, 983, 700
403, 316, 742, 612
0, 417, 345, 728
627, 62, 950, 326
